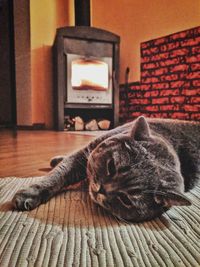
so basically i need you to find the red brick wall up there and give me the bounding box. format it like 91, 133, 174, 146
120, 26, 200, 122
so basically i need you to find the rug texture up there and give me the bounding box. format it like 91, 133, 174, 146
0, 177, 200, 267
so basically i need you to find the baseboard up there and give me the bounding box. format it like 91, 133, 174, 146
17, 123, 45, 130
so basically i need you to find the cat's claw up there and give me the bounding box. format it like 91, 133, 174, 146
12, 188, 42, 211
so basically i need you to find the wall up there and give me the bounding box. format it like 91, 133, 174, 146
0, 0, 13, 124
92, 0, 200, 83
30, 0, 70, 128
120, 26, 200, 122
14, 0, 32, 126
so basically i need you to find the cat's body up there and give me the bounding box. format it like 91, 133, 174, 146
12, 117, 200, 222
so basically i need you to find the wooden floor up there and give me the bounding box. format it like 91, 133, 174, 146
0, 129, 95, 177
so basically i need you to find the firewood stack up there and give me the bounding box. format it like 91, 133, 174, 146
64, 116, 111, 131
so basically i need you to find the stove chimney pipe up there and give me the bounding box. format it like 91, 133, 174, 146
74, 0, 91, 26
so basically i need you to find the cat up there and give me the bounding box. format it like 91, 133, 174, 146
12, 116, 200, 222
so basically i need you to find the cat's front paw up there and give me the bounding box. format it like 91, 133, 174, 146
50, 156, 64, 168
12, 186, 43, 211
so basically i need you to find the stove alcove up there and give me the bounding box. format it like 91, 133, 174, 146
53, 26, 120, 131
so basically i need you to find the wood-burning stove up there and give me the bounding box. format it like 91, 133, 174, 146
53, 26, 120, 130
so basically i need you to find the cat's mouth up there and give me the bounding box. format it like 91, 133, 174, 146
89, 189, 107, 207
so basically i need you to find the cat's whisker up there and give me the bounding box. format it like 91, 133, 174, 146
113, 214, 130, 225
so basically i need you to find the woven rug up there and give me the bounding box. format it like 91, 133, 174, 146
0, 177, 200, 267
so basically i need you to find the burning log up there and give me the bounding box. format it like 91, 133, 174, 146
97, 119, 111, 130
65, 116, 111, 131
74, 116, 84, 131
64, 116, 75, 130
85, 119, 99, 131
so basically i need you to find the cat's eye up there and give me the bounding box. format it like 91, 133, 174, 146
117, 192, 133, 208
98, 185, 106, 195
106, 158, 116, 177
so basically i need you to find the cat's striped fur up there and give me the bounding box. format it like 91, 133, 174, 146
12, 117, 200, 222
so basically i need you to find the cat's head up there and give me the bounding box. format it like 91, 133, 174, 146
87, 116, 191, 222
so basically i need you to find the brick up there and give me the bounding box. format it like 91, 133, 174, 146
191, 63, 200, 71
145, 105, 159, 112
171, 96, 185, 103
190, 113, 200, 120
170, 81, 185, 88
152, 68, 169, 76
128, 92, 140, 99
183, 104, 200, 112
128, 91, 144, 98
152, 97, 169, 104
153, 37, 167, 46
170, 64, 189, 72
160, 74, 178, 82
142, 47, 160, 56
130, 112, 143, 118
186, 54, 200, 63
130, 85, 141, 91
171, 112, 190, 120
192, 80, 200, 87
193, 27, 200, 36
187, 71, 200, 79
192, 46, 200, 54
149, 52, 170, 62
170, 48, 189, 58
142, 62, 160, 70
148, 113, 169, 118
130, 98, 150, 105
190, 97, 200, 104
182, 88, 200, 96
142, 77, 160, 84
140, 84, 152, 90
141, 57, 151, 63
160, 58, 180, 67
168, 42, 181, 50
144, 90, 159, 97
181, 36, 200, 47
160, 105, 179, 111
179, 73, 189, 80
141, 70, 151, 78
170, 31, 188, 41
159, 89, 180, 96
141, 43, 149, 49
141, 49, 151, 56
160, 44, 168, 52
160, 42, 180, 52
151, 83, 169, 90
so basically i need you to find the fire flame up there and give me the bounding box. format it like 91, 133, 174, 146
71, 59, 109, 91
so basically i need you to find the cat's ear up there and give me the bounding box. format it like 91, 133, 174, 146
153, 191, 192, 208
106, 158, 116, 176
117, 191, 133, 209
131, 116, 151, 141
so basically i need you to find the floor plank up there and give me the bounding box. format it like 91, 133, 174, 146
0, 130, 95, 177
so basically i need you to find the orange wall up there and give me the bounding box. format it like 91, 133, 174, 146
30, 0, 71, 128
92, 0, 200, 83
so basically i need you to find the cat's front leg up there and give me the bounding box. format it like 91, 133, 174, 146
12, 149, 88, 211
12, 184, 51, 210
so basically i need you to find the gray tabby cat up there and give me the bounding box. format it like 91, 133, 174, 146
12, 116, 200, 222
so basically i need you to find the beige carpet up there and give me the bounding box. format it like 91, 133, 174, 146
0, 177, 200, 267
